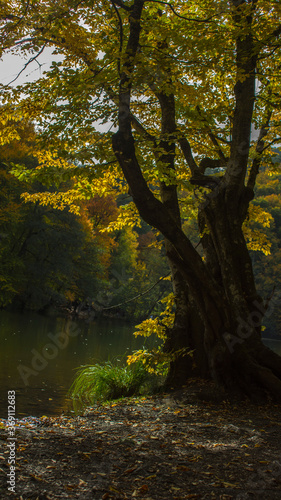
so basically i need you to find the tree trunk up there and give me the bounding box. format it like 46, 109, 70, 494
163, 187, 281, 401
163, 267, 281, 401
163, 254, 209, 389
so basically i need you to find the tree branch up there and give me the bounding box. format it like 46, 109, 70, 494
262, 137, 281, 151
196, 106, 228, 165
177, 135, 199, 176
144, 0, 220, 23
6, 44, 46, 85
130, 114, 157, 144
101, 272, 171, 310
110, 0, 132, 11
226, 0, 258, 189
110, 0, 123, 75
111, 1, 223, 305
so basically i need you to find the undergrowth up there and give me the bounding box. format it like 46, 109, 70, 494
68, 360, 160, 407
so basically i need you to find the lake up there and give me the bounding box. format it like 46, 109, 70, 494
0, 310, 152, 418
0, 310, 280, 418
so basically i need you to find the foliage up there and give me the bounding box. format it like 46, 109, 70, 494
0, 135, 105, 309
68, 360, 155, 405
243, 203, 274, 256
127, 293, 193, 375
0, 151, 171, 316
93, 222, 171, 319
0, 112, 172, 317
249, 168, 281, 337
0, 120, 169, 316
1, 0, 280, 268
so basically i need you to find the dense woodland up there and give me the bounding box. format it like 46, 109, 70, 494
0, 126, 171, 319
1, 0, 281, 399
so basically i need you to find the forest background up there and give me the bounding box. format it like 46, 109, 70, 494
1, 123, 281, 339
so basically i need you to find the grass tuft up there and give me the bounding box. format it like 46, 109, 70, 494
68, 360, 155, 406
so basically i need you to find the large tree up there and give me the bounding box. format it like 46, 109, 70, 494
1, 0, 281, 399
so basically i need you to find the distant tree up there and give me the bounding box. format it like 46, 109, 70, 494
250, 170, 281, 338
0, 131, 103, 310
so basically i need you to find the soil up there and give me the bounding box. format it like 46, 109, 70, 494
1, 379, 281, 500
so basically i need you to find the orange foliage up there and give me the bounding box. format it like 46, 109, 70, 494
138, 231, 156, 250
85, 195, 119, 230
78, 195, 120, 279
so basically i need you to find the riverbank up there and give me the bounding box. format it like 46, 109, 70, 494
0, 310, 147, 418
1, 380, 281, 500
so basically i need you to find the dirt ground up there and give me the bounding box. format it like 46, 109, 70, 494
1, 380, 281, 500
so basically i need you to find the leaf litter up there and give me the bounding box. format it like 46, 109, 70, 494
0, 380, 281, 499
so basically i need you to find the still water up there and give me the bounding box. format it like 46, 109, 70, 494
0, 310, 151, 418
1, 310, 281, 418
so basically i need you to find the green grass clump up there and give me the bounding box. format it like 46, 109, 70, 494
68, 360, 152, 406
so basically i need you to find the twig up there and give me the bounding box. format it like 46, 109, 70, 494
101, 272, 171, 310
144, 0, 219, 23
110, 0, 123, 75
6, 45, 46, 85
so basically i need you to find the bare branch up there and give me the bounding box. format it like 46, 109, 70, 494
6, 44, 46, 85
110, 0, 123, 75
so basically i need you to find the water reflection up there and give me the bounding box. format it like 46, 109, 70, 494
1, 310, 280, 417
0, 310, 150, 417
